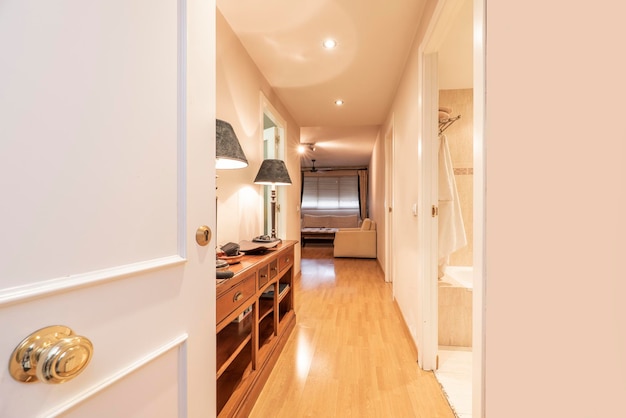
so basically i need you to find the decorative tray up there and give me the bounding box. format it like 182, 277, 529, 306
218, 254, 244, 264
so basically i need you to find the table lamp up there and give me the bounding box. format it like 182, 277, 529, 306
216, 119, 248, 268
253, 159, 292, 242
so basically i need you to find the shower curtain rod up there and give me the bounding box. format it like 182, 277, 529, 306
439, 114, 461, 135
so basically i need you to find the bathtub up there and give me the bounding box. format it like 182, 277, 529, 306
438, 266, 473, 347
441, 265, 473, 289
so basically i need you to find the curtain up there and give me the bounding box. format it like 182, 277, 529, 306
300, 170, 304, 204
437, 135, 467, 277
357, 169, 368, 220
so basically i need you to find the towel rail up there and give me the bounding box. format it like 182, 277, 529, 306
439, 114, 461, 135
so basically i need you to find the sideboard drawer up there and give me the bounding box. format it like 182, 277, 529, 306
269, 258, 279, 280
279, 248, 294, 272
258, 264, 270, 290
217, 272, 255, 325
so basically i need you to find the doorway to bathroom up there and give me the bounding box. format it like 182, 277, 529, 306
418, 0, 485, 417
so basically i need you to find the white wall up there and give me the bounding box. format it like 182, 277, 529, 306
369, 130, 386, 271
372, 0, 438, 351
216, 10, 302, 274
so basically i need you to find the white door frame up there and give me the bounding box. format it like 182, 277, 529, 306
384, 116, 395, 284
418, 0, 485, 416
472, 0, 486, 415
418, 50, 440, 372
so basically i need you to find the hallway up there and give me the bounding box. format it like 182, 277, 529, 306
249, 244, 456, 417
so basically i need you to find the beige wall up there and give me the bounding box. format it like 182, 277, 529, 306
216, 9, 302, 273
369, 130, 386, 271
439, 88, 473, 266
484, 1, 626, 416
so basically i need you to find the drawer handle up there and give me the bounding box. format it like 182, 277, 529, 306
272, 266, 278, 271
233, 291, 243, 302
285, 258, 290, 263
260, 274, 267, 278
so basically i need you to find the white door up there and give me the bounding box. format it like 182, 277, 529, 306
0, 1, 216, 417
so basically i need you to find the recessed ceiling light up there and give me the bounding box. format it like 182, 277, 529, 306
335, 99, 344, 106
323, 39, 337, 49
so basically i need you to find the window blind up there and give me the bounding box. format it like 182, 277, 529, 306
302, 175, 359, 209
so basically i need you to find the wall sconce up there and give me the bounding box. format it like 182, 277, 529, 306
253, 159, 292, 241
297, 143, 316, 154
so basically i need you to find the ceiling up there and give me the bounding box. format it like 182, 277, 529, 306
217, 0, 473, 170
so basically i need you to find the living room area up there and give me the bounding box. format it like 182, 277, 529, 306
299, 169, 377, 258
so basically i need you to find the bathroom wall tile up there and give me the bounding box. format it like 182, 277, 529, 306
440, 89, 473, 169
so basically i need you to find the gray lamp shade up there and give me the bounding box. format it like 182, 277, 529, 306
216, 119, 248, 169
253, 159, 292, 185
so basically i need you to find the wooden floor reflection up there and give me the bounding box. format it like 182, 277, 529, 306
249, 244, 456, 418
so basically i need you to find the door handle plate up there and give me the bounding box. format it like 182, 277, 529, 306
9, 325, 93, 384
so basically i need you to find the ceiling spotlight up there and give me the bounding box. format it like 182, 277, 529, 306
335, 99, 344, 106
323, 39, 337, 49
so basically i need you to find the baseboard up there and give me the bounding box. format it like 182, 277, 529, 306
392, 299, 419, 361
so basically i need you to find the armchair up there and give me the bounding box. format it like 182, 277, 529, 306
333, 218, 377, 258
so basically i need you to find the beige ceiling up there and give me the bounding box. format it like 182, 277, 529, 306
218, 0, 472, 169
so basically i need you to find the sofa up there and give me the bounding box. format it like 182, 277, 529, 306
333, 218, 377, 258
301, 213, 360, 229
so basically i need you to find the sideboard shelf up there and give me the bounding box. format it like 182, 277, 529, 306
216, 315, 253, 379
216, 240, 297, 418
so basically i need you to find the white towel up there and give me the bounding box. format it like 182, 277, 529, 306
438, 135, 467, 277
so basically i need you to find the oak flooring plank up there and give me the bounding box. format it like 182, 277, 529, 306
249, 244, 455, 418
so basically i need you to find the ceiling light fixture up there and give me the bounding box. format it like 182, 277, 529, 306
335, 99, 344, 106
298, 143, 316, 153
323, 38, 337, 49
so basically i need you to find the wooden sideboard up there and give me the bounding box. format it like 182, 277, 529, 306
216, 240, 297, 417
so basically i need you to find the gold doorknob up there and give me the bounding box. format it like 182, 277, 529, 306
9, 325, 93, 384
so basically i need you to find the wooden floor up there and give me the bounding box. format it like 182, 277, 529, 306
249, 244, 456, 418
